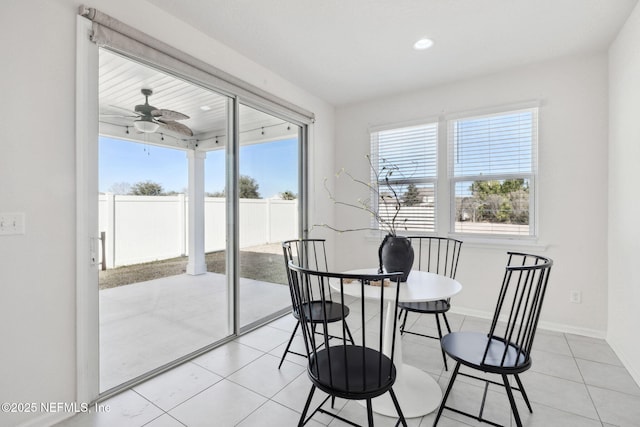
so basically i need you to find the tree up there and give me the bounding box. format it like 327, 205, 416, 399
206, 177, 260, 198
468, 179, 529, 224
280, 190, 297, 200
403, 183, 421, 206
130, 180, 164, 196
107, 182, 131, 195
207, 190, 225, 198
239, 175, 261, 199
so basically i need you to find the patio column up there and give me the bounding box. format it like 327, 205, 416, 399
186, 150, 207, 275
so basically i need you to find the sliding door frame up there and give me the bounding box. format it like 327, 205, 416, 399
76, 16, 310, 403
76, 15, 100, 405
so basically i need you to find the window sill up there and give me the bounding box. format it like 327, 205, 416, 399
362, 231, 547, 252
448, 235, 547, 251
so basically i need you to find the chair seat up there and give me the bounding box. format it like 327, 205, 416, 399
308, 345, 396, 400
441, 331, 530, 374
398, 299, 449, 313
295, 300, 350, 324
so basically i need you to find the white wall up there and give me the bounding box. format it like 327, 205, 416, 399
334, 53, 610, 335
0, 1, 335, 426
608, 1, 640, 385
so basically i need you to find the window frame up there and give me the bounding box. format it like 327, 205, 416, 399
369, 104, 540, 242
447, 106, 539, 240
369, 120, 439, 235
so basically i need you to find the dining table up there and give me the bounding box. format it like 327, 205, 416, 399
331, 268, 462, 418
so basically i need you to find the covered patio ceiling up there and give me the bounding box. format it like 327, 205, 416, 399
98, 49, 297, 152
97, 49, 302, 277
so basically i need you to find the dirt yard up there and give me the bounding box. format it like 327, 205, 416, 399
99, 244, 287, 289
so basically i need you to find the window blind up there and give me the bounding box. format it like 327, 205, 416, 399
448, 108, 538, 236
371, 123, 438, 233
451, 110, 537, 177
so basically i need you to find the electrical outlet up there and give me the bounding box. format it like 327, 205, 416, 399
0, 212, 25, 235
569, 290, 582, 304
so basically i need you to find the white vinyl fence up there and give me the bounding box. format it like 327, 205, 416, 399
99, 194, 298, 268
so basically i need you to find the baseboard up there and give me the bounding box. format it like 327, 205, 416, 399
449, 306, 607, 338
451, 306, 639, 388
607, 339, 640, 388
16, 411, 72, 427
449, 306, 493, 321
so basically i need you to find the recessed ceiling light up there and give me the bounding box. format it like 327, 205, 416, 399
413, 38, 434, 50
200, 105, 211, 111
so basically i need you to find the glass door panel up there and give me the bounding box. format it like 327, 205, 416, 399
98, 48, 232, 392
237, 104, 301, 330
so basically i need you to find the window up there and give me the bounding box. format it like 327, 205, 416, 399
370, 123, 438, 233
448, 108, 538, 237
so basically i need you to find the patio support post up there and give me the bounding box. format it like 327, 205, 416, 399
186, 150, 207, 275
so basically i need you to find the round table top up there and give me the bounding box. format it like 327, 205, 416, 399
332, 268, 462, 303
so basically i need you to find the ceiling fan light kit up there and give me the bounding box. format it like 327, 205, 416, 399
134, 117, 160, 133
102, 88, 194, 137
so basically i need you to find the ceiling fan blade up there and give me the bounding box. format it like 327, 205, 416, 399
99, 114, 138, 118
158, 120, 194, 137
107, 104, 142, 116
152, 109, 190, 121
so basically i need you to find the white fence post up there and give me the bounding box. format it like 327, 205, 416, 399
106, 193, 115, 269
178, 193, 186, 256
266, 198, 272, 243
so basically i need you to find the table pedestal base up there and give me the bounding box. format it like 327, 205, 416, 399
359, 364, 442, 418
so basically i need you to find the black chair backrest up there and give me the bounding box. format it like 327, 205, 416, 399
287, 263, 403, 392
407, 236, 462, 279
282, 239, 328, 271
283, 239, 331, 304
483, 252, 553, 367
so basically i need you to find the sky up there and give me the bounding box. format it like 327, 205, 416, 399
99, 136, 299, 198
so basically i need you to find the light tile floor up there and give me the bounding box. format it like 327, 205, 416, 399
100, 273, 291, 391
56, 311, 640, 427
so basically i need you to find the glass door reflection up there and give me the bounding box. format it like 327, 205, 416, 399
237, 104, 301, 330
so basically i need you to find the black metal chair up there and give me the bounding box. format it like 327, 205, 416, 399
287, 262, 408, 427
278, 239, 354, 368
397, 236, 463, 370
433, 252, 553, 427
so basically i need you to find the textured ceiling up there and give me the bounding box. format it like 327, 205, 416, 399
147, 0, 638, 105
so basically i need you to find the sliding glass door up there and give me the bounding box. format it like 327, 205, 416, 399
98, 49, 233, 392
237, 104, 302, 330
96, 48, 305, 393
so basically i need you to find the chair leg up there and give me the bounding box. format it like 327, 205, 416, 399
399, 310, 409, 335
442, 312, 452, 333
279, 320, 300, 369
389, 388, 408, 427
433, 361, 461, 426
434, 313, 443, 338
299, 385, 316, 427
345, 322, 355, 345
434, 314, 448, 371
366, 399, 374, 427
502, 374, 523, 427
514, 374, 533, 413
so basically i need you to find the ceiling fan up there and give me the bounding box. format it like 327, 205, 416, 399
107, 88, 193, 137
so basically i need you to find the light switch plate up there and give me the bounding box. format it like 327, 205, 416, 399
569, 290, 582, 304
0, 212, 25, 235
